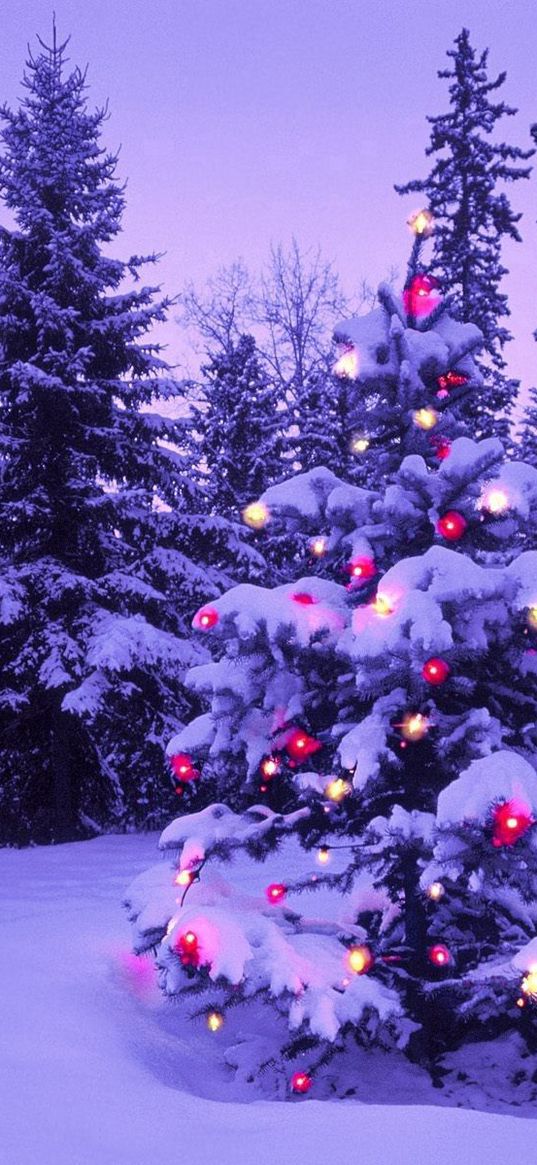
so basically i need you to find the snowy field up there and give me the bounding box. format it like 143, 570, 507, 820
1, 833, 537, 1165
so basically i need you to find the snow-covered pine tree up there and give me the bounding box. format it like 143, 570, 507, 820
126, 224, 537, 1098
396, 28, 533, 444
0, 31, 257, 844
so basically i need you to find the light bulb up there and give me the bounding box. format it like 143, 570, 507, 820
413, 407, 438, 431
242, 500, 270, 529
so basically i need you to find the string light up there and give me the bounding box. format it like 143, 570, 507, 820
436, 511, 467, 541
426, 882, 445, 901
317, 846, 330, 864
431, 437, 451, 461
350, 434, 370, 454
325, 777, 352, 802
170, 753, 199, 781
285, 728, 322, 760
177, 930, 200, 967
193, 606, 219, 630
242, 500, 270, 529
528, 607, 537, 631
347, 945, 374, 974
436, 370, 468, 395
481, 486, 510, 515
422, 657, 450, 685
399, 712, 429, 742
310, 536, 327, 557
174, 869, 195, 887
260, 756, 280, 780
408, 208, 434, 237
207, 1010, 224, 1032
521, 968, 537, 1001
403, 274, 441, 318
346, 556, 376, 585
413, 407, 438, 431
492, 801, 533, 847
428, 944, 452, 967
290, 1071, 312, 1094
291, 591, 317, 605
265, 882, 287, 904
334, 344, 359, 380
371, 593, 394, 616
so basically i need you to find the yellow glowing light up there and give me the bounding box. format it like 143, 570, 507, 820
347, 945, 374, 974
325, 777, 352, 803
521, 969, 537, 1000
317, 847, 330, 865
311, 536, 327, 557
528, 606, 537, 631
408, 209, 434, 237
483, 487, 509, 515
372, 593, 394, 617
426, 881, 445, 901
413, 408, 438, 431
334, 346, 359, 380
207, 1010, 224, 1032
242, 500, 270, 530
516, 996, 526, 1008
351, 434, 370, 454
400, 712, 429, 742
174, 869, 194, 887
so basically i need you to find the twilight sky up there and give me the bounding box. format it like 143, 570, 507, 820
2, 0, 537, 405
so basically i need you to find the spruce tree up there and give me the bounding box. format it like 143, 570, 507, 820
127, 229, 537, 1096
519, 387, 537, 467
396, 28, 533, 443
0, 32, 254, 844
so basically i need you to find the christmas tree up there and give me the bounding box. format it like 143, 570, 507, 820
396, 28, 533, 444
125, 218, 537, 1096
0, 31, 256, 844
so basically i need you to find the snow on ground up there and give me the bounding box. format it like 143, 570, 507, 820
1, 833, 537, 1165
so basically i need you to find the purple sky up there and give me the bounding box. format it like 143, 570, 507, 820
3, 1, 537, 406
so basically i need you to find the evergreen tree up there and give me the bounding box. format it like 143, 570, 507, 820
126, 236, 537, 1096
0, 32, 255, 844
519, 387, 537, 467
396, 28, 533, 443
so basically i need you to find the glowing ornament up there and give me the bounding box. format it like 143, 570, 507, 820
260, 756, 280, 780
242, 500, 270, 530
175, 869, 195, 888
193, 606, 219, 631
347, 945, 374, 975
207, 1010, 224, 1032
266, 882, 287, 904
426, 882, 445, 902
422, 657, 450, 686
516, 996, 526, 1009
428, 944, 452, 967
346, 556, 376, 585
291, 591, 317, 605
350, 434, 370, 454
481, 486, 510, 515
492, 801, 533, 847
436, 511, 467, 541
521, 968, 537, 1001
408, 208, 434, 237
285, 728, 322, 761
325, 777, 352, 802
403, 274, 441, 319
177, 930, 200, 967
371, 593, 394, 616
413, 407, 438, 431
527, 607, 537, 631
334, 344, 359, 380
170, 752, 199, 782
291, 1071, 312, 1094
400, 712, 429, 742
317, 846, 330, 865
437, 370, 468, 395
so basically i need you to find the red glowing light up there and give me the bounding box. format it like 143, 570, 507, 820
492, 801, 533, 847
422, 657, 450, 685
428, 944, 452, 967
177, 930, 200, 966
285, 728, 322, 761
431, 437, 451, 461
346, 556, 376, 585
291, 592, 317, 605
290, 1071, 312, 1094
170, 753, 199, 781
193, 606, 219, 631
403, 274, 441, 318
266, 882, 287, 904
436, 511, 467, 541
437, 370, 468, 394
